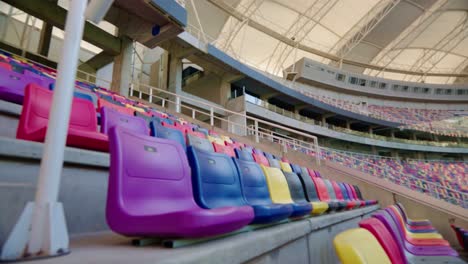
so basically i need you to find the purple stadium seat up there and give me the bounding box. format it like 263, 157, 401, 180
16, 84, 108, 152
106, 127, 254, 238
100, 106, 149, 135
0, 67, 53, 104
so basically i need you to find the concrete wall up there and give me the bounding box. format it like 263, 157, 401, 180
292, 57, 468, 104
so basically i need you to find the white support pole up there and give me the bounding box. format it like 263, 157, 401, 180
175, 96, 181, 113
1, 0, 87, 260
254, 120, 259, 143
162, 99, 166, 108
210, 107, 214, 126
149, 86, 153, 103
192, 109, 195, 119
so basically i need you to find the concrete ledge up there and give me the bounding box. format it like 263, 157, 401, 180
29, 205, 379, 264
0, 136, 109, 168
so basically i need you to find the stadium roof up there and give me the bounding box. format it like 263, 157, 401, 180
187, 0, 468, 84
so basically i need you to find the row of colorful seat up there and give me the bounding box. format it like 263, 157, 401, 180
334, 203, 465, 264
319, 149, 467, 207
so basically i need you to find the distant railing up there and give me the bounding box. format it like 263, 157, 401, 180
244, 94, 468, 148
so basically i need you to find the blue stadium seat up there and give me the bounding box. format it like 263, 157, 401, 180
267, 158, 281, 168
150, 121, 186, 149
235, 148, 254, 161
233, 159, 293, 224
187, 133, 214, 152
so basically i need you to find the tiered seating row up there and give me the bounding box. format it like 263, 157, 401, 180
334, 203, 465, 264
2, 57, 378, 241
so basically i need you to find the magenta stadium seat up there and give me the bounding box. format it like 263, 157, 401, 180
253, 153, 269, 167
16, 84, 108, 152
213, 143, 235, 157
100, 107, 148, 135
106, 127, 254, 238
98, 98, 135, 116
0, 67, 53, 104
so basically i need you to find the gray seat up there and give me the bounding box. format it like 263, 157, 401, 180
187, 134, 214, 152
267, 158, 281, 169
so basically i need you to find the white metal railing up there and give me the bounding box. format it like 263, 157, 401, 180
129, 82, 321, 164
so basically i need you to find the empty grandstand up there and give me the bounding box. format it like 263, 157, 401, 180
0, 0, 467, 263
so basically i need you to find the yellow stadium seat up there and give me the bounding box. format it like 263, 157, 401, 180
334, 228, 391, 264
260, 165, 294, 204
220, 135, 233, 144
279, 161, 293, 173
310, 202, 328, 215
207, 135, 225, 145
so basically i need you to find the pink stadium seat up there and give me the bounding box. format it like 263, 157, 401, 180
213, 143, 235, 157
98, 98, 135, 116
17, 84, 108, 152
253, 153, 269, 167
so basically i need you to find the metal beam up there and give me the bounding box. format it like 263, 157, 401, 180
3, 0, 121, 55
206, 0, 468, 77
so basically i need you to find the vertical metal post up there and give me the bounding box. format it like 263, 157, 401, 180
162, 99, 166, 108
192, 109, 195, 119
175, 96, 181, 113
210, 107, 214, 126
149, 86, 153, 103
254, 120, 259, 143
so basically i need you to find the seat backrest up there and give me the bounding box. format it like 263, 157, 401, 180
233, 159, 273, 206
290, 164, 302, 174
307, 168, 317, 177
100, 107, 148, 135
107, 127, 197, 217
207, 135, 224, 145
235, 148, 254, 161
372, 211, 407, 258
17, 84, 98, 140
283, 172, 309, 203
331, 181, 345, 200
384, 208, 409, 235
187, 133, 214, 152
333, 228, 391, 264
98, 98, 134, 115
359, 218, 405, 264
260, 165, 294, 204
281, 157, 289, 163
174, 122, 194, 132
195, 127, 209, 136
253, 148, 264, 155
225, 141, 243, 150
311, 177, 331, 201
0, 67, 52, 103
187, 130, 206, 139
314, 170, 322, 177
162, 121, 188, 135
150, 121, 186, 149
343, 184, 355, 200
0, 61, 12, 70
338, 183, 351, 200
348, 184, 360, 200
352, 185, 364, 199
135, 111, 159, 126
187, 147, 247, 209
253, 153, 269, 167
323, 180, 338, 200
213, 143, 235, 157
267, 158, 281, 168
280, 161, 293, 173
264, 152, 274, 160
300, 167, 310, 177
296, 173, 320, 202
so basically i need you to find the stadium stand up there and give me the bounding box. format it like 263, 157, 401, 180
0, 1, 467, 261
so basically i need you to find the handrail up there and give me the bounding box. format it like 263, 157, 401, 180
320, 146, 467, 208
130, 82, 321, 163
244, 94, 468, 148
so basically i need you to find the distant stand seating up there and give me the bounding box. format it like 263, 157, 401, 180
320, 149, 467, 207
